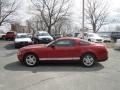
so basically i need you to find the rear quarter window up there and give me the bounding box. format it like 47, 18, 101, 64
80, 40, 90, 46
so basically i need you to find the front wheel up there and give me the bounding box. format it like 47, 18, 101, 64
81, 54, 95, 67
24, 54, 39, 67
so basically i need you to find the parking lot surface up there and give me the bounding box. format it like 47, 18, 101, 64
0, 40, 120, 90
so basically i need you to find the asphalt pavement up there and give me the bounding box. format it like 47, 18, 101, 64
0, 40, 120, 90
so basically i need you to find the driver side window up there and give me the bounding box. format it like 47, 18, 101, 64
54, 40, 75, 47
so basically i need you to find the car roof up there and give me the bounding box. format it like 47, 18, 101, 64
37, 31, 48, 33
57, 37, 80, 41
17, 33, 28, 35
6, 31, 15, 33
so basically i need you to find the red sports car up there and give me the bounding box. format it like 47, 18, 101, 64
17, 37, 108, 67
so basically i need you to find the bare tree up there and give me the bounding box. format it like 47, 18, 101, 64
54, 17, 72, 34
31, 0, 72, 34
85, 0, 109, 33
27, 15, 47, 33
0, 0, 18, 26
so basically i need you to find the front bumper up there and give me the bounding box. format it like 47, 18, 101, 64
97, 56, 108, 62
93, 39, 103, 43
38, 38, 53, 44
17, 50, 24, 62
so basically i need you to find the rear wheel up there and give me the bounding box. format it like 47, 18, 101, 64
81, 54, 95, 67
24, 54, 39, 67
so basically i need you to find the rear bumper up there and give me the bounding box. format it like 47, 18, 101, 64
96, 48, 108, 62
97, 56, 108, 62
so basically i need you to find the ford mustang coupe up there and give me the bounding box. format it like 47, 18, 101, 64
17, 37, 108, 67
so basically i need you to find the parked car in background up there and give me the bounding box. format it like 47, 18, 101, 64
114, 39, 120, 50
98, 31, 120, 42
0, 33, 5, 39
3, 31, 16, 40
34, 31, 53, 44
65, 33, 73, 37
101, 35, 112, 42
14, 33, 33, 48
17, 37, 108, 67
51, 34, 63, 40
84, 32, 104, 43
75, 33, 83, 39
28, 33, 33, 39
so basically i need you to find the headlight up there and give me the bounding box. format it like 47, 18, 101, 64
17, 50, 22, 55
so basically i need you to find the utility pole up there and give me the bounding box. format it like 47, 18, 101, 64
82, 0, 85, 32
0, 0, 1, 21
0, 0, 1, 26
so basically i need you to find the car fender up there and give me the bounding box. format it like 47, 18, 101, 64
80, 49, 97, 60
23, 52, 39, 61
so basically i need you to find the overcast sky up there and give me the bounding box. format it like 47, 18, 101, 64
73, 0, 120, 25
74, 0, 120, 14
18, 0, 120, 27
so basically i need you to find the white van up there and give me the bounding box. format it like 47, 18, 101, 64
84, 32, 104, 43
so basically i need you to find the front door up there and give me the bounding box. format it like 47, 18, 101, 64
41, 39, 79, 60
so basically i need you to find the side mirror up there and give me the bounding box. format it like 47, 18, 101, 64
50, 44, 55, 48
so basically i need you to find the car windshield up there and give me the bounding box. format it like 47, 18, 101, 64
89, 33, 99, 37
39, 32, 49, 36
7, 32, 14, 34
16, 34, 29, 38
88, 34, 94, 37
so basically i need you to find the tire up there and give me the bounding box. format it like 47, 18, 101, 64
2, 36, 6, 40
81, 54, 96, 67
24, 54, 39, 67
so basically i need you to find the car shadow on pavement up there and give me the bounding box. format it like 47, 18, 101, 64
4, 43, 16, 50
3, 51, 18, 57
114, 49, 120, 52
4, 61, 104, 73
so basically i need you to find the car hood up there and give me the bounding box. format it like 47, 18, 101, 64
90, 36, 103, 39
15, 38, 32, 42
38, 36, 53, 40
21, 44, 46, 50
